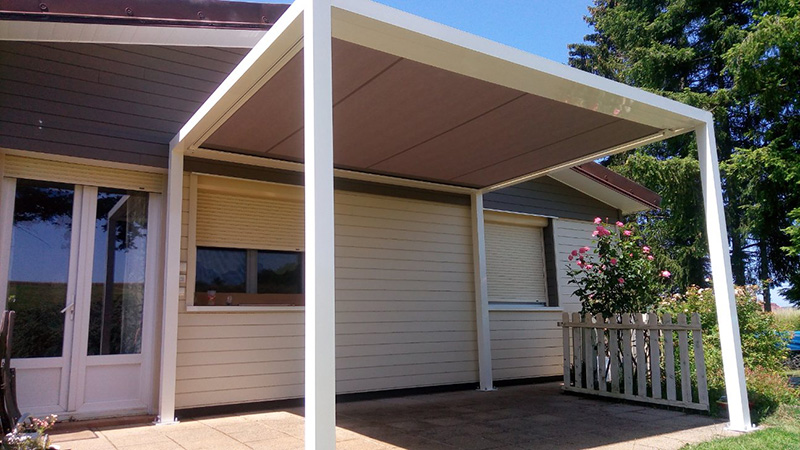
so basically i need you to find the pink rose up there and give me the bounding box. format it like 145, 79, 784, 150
594, 217, 602, 224
647, 255, 654, 261
610, 258, 617, 265
616, 221, 624, 227
623, 230, 633, 236
661, 270, 671, 278
576, 260, 583, 267
585, 264, 593, 270
568, 255, 573, 261
618, 278, 625, 284
571, 250, 578, 257
642, 246, 650, 254
592, 230, 599, 237
580, 246, 590, 253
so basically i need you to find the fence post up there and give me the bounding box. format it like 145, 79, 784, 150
562, 312, 570, 387
648, 312, 662, 400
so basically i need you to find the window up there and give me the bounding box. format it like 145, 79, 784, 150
484, 211, 557, 307
195, 246, 303, 307
187, 174, 305, 309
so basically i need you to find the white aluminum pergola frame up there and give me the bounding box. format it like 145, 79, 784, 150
160, 0, 755, 446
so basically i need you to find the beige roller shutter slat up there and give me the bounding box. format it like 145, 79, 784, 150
485, 221, 547, 303
195, 190, 303, 251
4, 155, 164, 192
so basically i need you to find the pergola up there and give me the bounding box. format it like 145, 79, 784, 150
162, 0, 754, 446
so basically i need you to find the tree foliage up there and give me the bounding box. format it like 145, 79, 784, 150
569, 0, 800, 305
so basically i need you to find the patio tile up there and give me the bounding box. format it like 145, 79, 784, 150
116, 440, 186, 450
214, 422, 290, 443
50, 430, 98, 442
99, 428, 173, 447
380, 419, 431, 432
52, 437, 118, 450
245, 436, 304, 450
335, 438, 394, 450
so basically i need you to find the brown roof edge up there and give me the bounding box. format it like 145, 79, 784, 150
0, 0, 290, 29
572, 162, 662, 210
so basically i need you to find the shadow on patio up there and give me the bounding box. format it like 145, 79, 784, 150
50, 382, 735, 450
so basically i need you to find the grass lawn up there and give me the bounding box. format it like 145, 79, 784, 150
684, 405, 800, 449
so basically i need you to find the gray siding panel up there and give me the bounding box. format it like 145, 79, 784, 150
0, 42, 245, 167
484, 176, 620, 222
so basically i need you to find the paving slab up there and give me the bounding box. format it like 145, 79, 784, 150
49, 382, 733, 450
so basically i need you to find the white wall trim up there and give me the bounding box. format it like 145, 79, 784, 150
488, 304, 562, 312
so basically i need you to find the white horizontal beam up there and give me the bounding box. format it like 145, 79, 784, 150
331, 0, 706, 130
480, 128, 690, 194
189, 147, 476, 194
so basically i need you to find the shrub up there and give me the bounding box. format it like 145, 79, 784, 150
746, 367, 800, 418
566, 217, 672, 317
659, 284, 794, 417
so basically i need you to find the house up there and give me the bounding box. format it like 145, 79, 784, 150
0, 0, 753, 447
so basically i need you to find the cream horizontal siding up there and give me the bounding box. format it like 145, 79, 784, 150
334, 191, 478, 394
553, 218, 597, 312
489, 311, 563, 380
175, 181, 478, 409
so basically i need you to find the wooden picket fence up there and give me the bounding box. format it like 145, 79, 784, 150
560, 312, 709, 411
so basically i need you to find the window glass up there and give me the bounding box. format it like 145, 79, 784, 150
257, 251, 303, 294
194, 247, 303, 306
195, 247, 247, 305
87, 189, 148, 356
8, 179, 74, 358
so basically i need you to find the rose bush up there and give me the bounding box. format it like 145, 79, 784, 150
566, 217, 672, 317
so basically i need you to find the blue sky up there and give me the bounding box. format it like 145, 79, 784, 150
264, 0, 594, 63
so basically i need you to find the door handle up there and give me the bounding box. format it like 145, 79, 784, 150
60, 302, 75, 315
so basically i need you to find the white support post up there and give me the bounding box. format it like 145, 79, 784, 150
696, 119, 753, 432
304, 0, 337, 449
157, 146, 184, 425
471, 193, 494, 391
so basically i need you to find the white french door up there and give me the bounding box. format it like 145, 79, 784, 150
0, 177, 160, 418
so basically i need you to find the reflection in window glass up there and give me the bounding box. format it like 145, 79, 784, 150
195, 247, 247, 294
87, 189, 149, 356
257, 251, 303, 294
8, 180, 74, 358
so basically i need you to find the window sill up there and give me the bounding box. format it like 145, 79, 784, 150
488, 303, 563, 312
185, 305, 305, 313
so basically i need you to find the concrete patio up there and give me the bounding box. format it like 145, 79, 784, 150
50, 382, 736, 450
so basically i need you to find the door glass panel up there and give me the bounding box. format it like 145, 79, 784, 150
8, 179, 75, 358
87, 189, 148, 356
